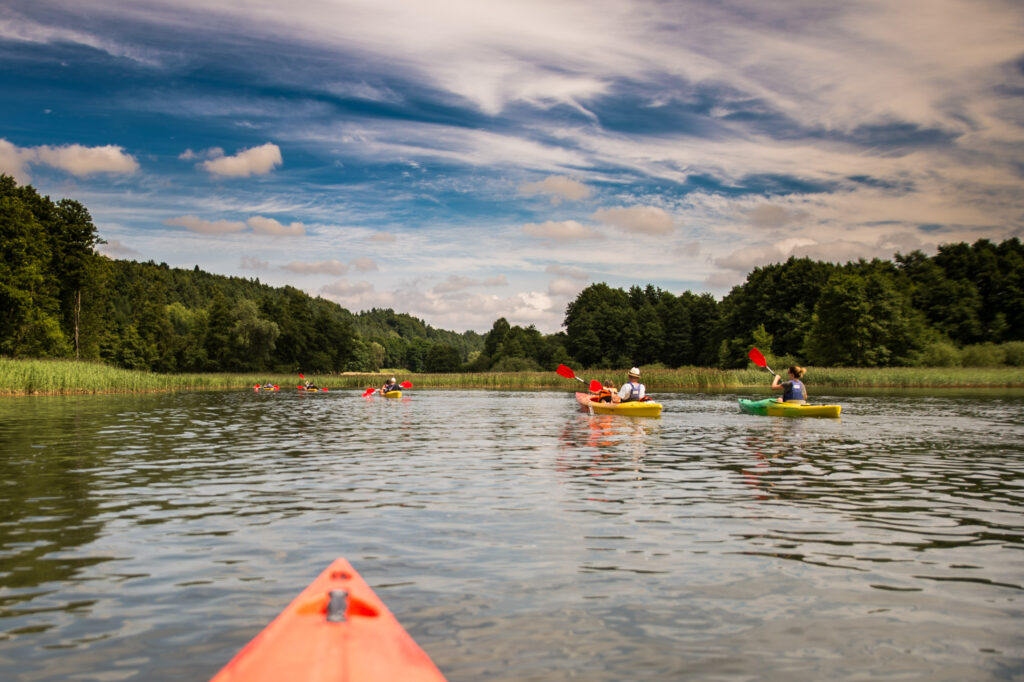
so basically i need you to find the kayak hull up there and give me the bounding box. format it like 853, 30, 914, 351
575, 392, 662, 417
211, 558, 445, 682
297, 387, 328, 392
738, 398, 841, 418
384, 390, 402, 398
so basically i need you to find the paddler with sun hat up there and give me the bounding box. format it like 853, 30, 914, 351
617, 367, 648, 402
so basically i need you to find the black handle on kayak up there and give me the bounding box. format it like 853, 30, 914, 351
326, 589, 348, 622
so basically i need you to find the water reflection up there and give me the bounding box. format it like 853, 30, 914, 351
0, 389, 1021, 681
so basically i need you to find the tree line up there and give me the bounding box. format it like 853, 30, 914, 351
3, 174, 1023, 373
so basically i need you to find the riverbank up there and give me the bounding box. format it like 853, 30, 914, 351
3, 358, 1023, 396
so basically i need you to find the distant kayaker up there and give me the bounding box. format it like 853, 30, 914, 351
771, 366, 807, 403
379, 377, 398, 395
618, 367, 646, 402
304, 380, 318, 390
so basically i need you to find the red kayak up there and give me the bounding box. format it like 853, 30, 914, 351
211, 558, 446, 681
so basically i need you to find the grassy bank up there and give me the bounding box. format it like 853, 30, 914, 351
3, 358, 1023, 396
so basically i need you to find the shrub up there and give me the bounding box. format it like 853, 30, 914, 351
919, 341, 961, 367
1003, 341, 1024, 367
960, 343, 1005, 367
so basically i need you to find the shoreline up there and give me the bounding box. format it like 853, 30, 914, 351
2, 358, 1023, 397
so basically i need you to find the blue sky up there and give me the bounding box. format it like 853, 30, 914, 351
2, 0, 1023, 333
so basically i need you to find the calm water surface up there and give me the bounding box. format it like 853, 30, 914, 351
0, 389, 1022, 681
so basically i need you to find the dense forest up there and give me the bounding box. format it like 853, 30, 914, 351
3, 174, 1023, 373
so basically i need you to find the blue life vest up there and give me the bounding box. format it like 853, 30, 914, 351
621, 381, 644, 402
783, 379, 805, 402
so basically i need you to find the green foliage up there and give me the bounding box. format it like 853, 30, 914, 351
918, 341, 961, 367
960, 343, 1005, 367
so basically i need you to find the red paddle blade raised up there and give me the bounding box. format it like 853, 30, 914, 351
299, 373, 305, 379
400, 381, 412, 389
748, 348, 767, 367
589, 380, 603, 393
556, 364, 577, 379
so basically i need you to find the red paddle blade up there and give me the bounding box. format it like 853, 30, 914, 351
400, 381, 412, 389
589, 380, 603, 393
362, 388, 375, 396
748, 348, 767, 367
556, 364, 576, 379
299, 373, 305, 379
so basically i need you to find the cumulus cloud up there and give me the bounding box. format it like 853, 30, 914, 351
200, 143, 282, 177
523, 220, 601, 242
591, 206, 675, 235
240, 255, 271, 270
97, 239, 140, 257
545, 264, 588, 280
0, 138, 138, 179
433, 273, 508, 294
0, 139, 32, 182
673, 241, 702, 257
548, 277, 587, 296
164, 215, 247, 234
247, 215, 305, 236
518, 175, 592, 203
350, 257, 378, 271
283, 259, 348, 275
748, 204, 810, 229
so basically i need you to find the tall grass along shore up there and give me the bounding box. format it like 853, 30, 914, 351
2, 358, 1023, 397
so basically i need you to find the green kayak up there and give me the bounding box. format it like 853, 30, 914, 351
738, 398, 841, 418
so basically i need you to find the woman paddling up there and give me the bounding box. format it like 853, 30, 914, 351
771, 365, 807, 403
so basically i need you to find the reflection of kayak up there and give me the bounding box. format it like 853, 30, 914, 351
575, 392, 662, 417
211, 558, 445, 682
738, 398, 841, 418
383, 390, 402, 398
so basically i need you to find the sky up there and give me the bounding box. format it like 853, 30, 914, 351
2, 0, 1023, 333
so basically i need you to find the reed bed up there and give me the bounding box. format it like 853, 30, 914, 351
2, 359, 1022, 397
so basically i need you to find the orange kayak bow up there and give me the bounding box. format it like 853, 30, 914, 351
211, 558, 446, 682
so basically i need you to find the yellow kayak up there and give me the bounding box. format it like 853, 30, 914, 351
739, 398, 841, 418
575, 392, 662, 417
383, 391, 402, 398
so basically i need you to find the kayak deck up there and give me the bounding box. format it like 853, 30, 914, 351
383, 390, 402, 398
575, 392, 662, 417
738, 398, 841, 418
211, 558, 445, 682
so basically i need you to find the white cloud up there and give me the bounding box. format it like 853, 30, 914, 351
545, 264, 589, 280
518, 175, 591, 203
433, 273, 508, 293
368, 232, 397, 243
247, 215, 305, 236
591, 206, 675, 235
523, 220, 601, 242
351, 257, 378, 271
748, 204, 810, 229
164, 215, 247, 234
0, 139, 32, 182
240, 255, 270, 270
201, 143, 282, 177
97, 239, 139, 258
0, 139, 139, 179
548, 277, 586, 296
283, 259, 348, 275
